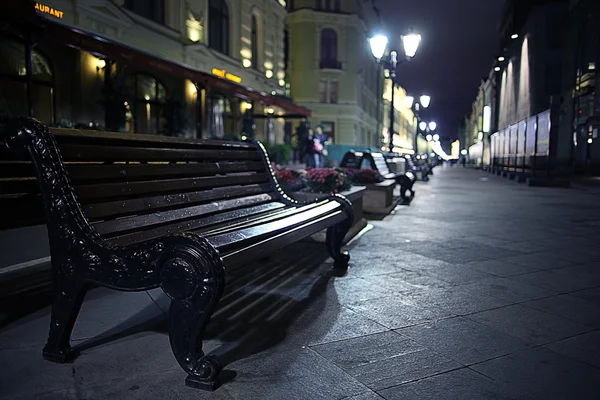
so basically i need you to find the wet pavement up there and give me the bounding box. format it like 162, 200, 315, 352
1, 165, 599, 399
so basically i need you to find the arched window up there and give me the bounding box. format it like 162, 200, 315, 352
251, 15, 258, 69
320, 28, 338, 69
0, 39, 54, 123
125, 74, 167, 135
209, 0, 230, 55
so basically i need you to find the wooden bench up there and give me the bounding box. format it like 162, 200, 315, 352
0, 118, 354, 391
340, 151, 416, 201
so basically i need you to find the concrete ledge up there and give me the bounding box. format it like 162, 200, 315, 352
363, 180, 395, 214
527, 177, 571, 188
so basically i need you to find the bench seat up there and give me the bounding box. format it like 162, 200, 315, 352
0, 118, 353, 390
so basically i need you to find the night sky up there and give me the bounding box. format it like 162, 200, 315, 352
376, 0, 506, 139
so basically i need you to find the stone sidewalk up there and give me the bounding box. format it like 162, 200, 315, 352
2, 166, 600, 399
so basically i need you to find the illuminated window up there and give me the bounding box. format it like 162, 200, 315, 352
319, 80, 327, 103
320, 28, 338, 69
209, 0, 230, 55
251, 15, 258, 69
0, 39, 54, 123
125, 74, 168, 134
330, 80, 338, 104
124, 0, 164, 24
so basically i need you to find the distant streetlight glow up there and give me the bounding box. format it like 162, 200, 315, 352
498, 56, 505, 62
426, 134, 433, 141
404, 96, 415, 108
402, 33, 422, 58
494, 66, 501, 72
419, 121, 427, 131
461, 149, 468, 155
429, 121, 437, 131
369, 35, 388, 60
511, 34, 519, 39
433, 134, 440, 141
420, 95, 431, 108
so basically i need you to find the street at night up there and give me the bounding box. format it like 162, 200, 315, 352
1, 0, 600, 399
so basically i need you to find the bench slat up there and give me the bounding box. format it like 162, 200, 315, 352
74, 173, 269, 202
209, 201, 341, 250
83, 183, 274, 220
57, 144, 262, 163
108, 202, 288, 246
95, 194, 278, 236
222, 209, 347, 271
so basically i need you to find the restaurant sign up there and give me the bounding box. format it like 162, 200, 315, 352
211, 68, 242, 84
35, 2, 64, 19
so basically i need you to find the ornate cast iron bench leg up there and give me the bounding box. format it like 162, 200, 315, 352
159, 234, 226, 391
42, 260, 89, 363
326, 195, 354, 270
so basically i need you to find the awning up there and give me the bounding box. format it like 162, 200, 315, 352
3, 1, 311, 117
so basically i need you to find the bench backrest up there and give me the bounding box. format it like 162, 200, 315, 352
368, 153, 392, 176
0, 124, 280, 246
339, 151, 363, 170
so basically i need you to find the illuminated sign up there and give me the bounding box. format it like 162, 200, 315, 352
35, 2, 64, 19
211, 68, 242, 84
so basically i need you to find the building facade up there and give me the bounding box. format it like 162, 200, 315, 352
0, 0, 309, 142
559, 0, 600, 172
285, 0, 382, 148
381, 79, 417, 154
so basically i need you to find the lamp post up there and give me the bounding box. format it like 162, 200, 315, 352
407, 95, 431, 154
369, 31, 421, 153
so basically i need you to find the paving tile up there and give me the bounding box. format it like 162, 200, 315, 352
458, 276, 557, 303
569, 287, 600, 305
341, 391, 385, 400
471, 347, 600, 400
495, 252, 574, 271
403, 286, 512, 316
76, 368, 232, 400
223, 347, 368, 400
346, 295, 452, 329
9, 389, 77, 400
72, 289, 164, 341
377, 367, 530, 400
544, 330, 600, 369
466, 258, 542, 277
282, 305, 388, 347
396, 316, 529, 365
0, 347, 76, 400
523, 294, 600, 328
312, 331, 462, 391
509, 268, 600, 293
467, 304, 592, 345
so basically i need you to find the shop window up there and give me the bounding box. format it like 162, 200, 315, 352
251, 15, 258, 69
124, 0, 164, 25
125, 74, 167, 135
209, 0, 230, 55
320, 28, 339, 69
0, 38, 54, 123
320, 121, 335, 143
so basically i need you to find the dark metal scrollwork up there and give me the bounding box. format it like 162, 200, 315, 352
2, 118, 225, 388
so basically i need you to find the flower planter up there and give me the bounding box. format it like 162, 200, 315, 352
363, 179, 397, 214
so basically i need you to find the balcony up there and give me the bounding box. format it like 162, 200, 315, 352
319, 59, 342, 70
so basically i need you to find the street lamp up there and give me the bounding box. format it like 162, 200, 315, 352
433, 133, 440, 141
370, 30, 421, 153
426, 134, 433, 141
419, 95, 431, 109
419, 121, 427, 131
428, 121, 437, 131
